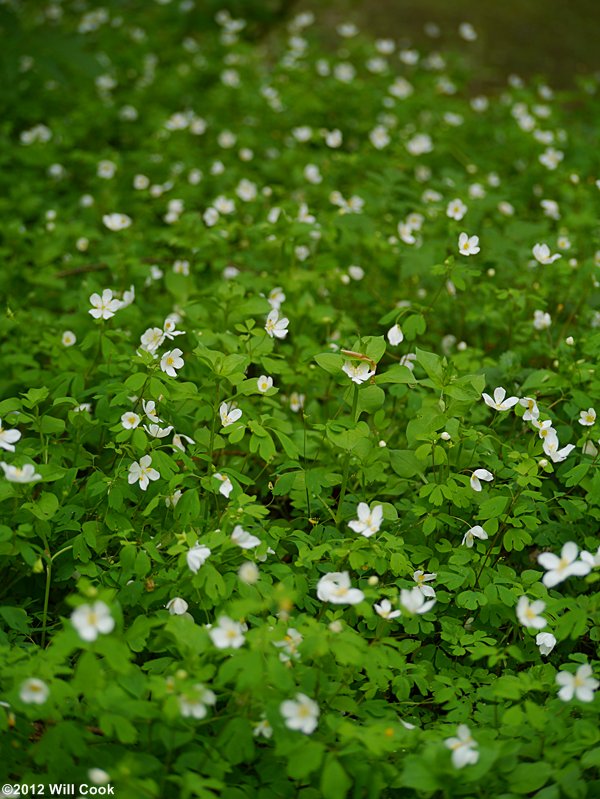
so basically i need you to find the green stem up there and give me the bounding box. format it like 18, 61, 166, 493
336, 385, 359, 526
38, 528, 52, 649
207, 379, 222, 473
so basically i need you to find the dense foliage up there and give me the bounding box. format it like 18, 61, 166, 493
1, 2, 599, 798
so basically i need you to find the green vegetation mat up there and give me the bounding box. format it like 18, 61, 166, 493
0, 3, 599, 798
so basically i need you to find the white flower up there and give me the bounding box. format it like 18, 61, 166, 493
203, 208, 219, 226
268, 287, 286, 309
173, 260, 190, 276
71, 601, 114, 642
520, 397, 539, 421
140, 327, 165, 353
231, 525, 261, 549
280, 693, 319, 734
532, 242, 561, 265
398, 221, 416, 245
163, 317, 185, 340
516, 596, 546, 629
445, 725, 479, 769
119, 285, 135, 309
400, 586, 436, 614
542, 431, 575, 463
128, 455, 160, 491
187, 543, 211, 573
406, 133, 433, 156
213, 196, 235, 214
238, 561, 260, 584
482, 387, 519, 411
317, 571, 364, 605
462, 525, 488, 547
413, 570, 437, 600
533, 419, 555, 439
348, 502, 383, 537
179, 684, 216, 718
172, 433, 195, 452
536, 632, 557, 656
166, 597, 188, 615
459, 21, 477, 41
88, 769, 110, 785
387, 324, 404, 346
533, 310, 552, 330
273, 628, 303, 661
254, 717, 273, 738
539, 147, 563, 170
289, 392, 305, 412
578, 408, 596, 426
19, 678, 49, 705
0, 462, 41, 483
446, 199, 467, 221
160, 348, 184, 378
89, 289, 121, 320
142, 400, 162, 423
304, 164, 322, 185
214, 473, 233, 498
144, 423, 173, 439
62, 330, 77, 347
257, 375, 273, 393
348, 265, 365, 281
470, 469, 494, 492
370, 125, 390, 149
102, 213, 131, 231
541, 199, 560, 219
537, 541, 591, 587
121, 411, 140, 430
265, 309, 289, 339
458, 232, 480, 256
400, 353, 417, 371
0, 420, 21, 452
374, 599, 401, 620
220, 402, 242, 427
165, 490, 182, 508
556, 664, 598, 702
236, 178, 257, 202
581, 546, 600, 568
342, 361, 375, 384
324, 129, 343, 148
209, 616, 245, 649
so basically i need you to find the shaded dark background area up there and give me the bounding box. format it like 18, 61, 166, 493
290, 0, 600, 88
1, 0, 600, 122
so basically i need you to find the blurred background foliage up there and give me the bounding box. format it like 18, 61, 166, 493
297, 0, 600, 88
1, 0, 599, 111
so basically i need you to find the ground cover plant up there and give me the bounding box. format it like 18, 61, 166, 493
1, 2, 600, 797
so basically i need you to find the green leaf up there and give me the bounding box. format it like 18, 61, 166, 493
375, 364, 415, 385
363, 336, 387, 364
174, 490, 201, 524
321, 756, 351, 799
403, 314, 427, 341
415, 348, 445, 386
314, 352, 344, 376
356, 384, 385, 418
287, 740, 325, 780
24, 492, 59, 520
0, 606, 29, 632
21, 387, 49, 409
508, 762, 551, 794
389, 449, 422, 478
